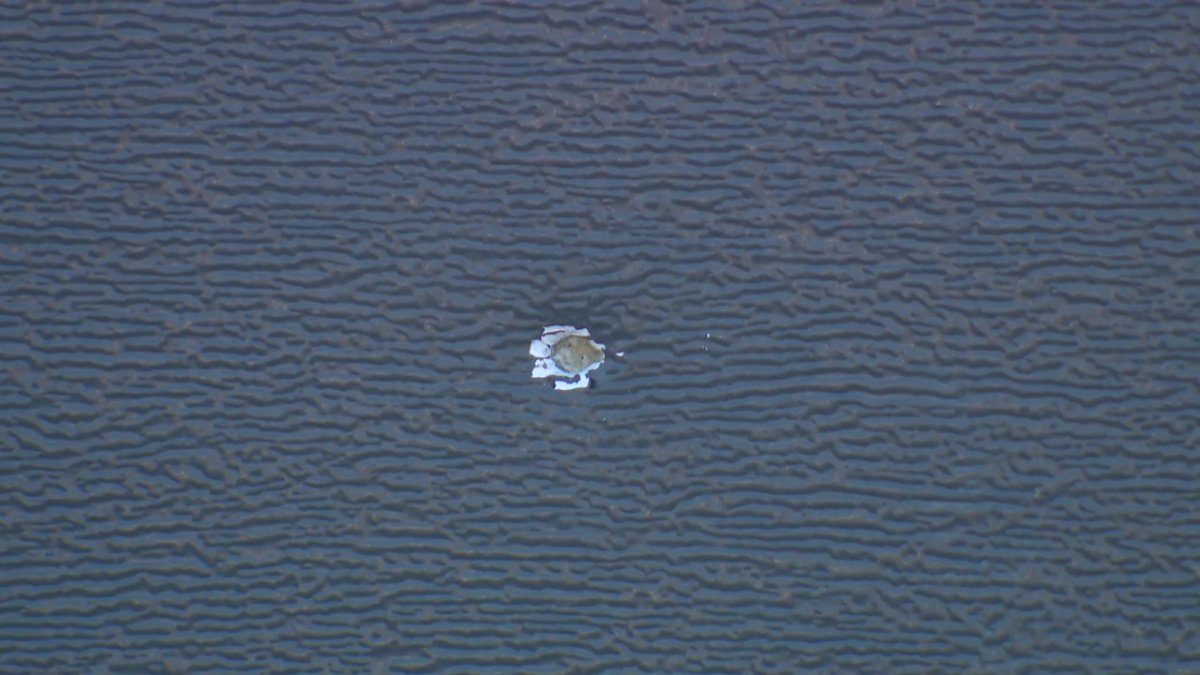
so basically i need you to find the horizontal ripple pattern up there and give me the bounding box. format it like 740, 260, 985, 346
1, 2, 1199, 672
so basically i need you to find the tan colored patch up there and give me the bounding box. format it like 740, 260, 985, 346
552, 335, 604, 374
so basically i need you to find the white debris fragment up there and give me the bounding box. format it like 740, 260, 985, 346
529, 325, 606, 391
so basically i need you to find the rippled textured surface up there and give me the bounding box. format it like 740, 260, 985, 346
2, 2, 1199, 672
